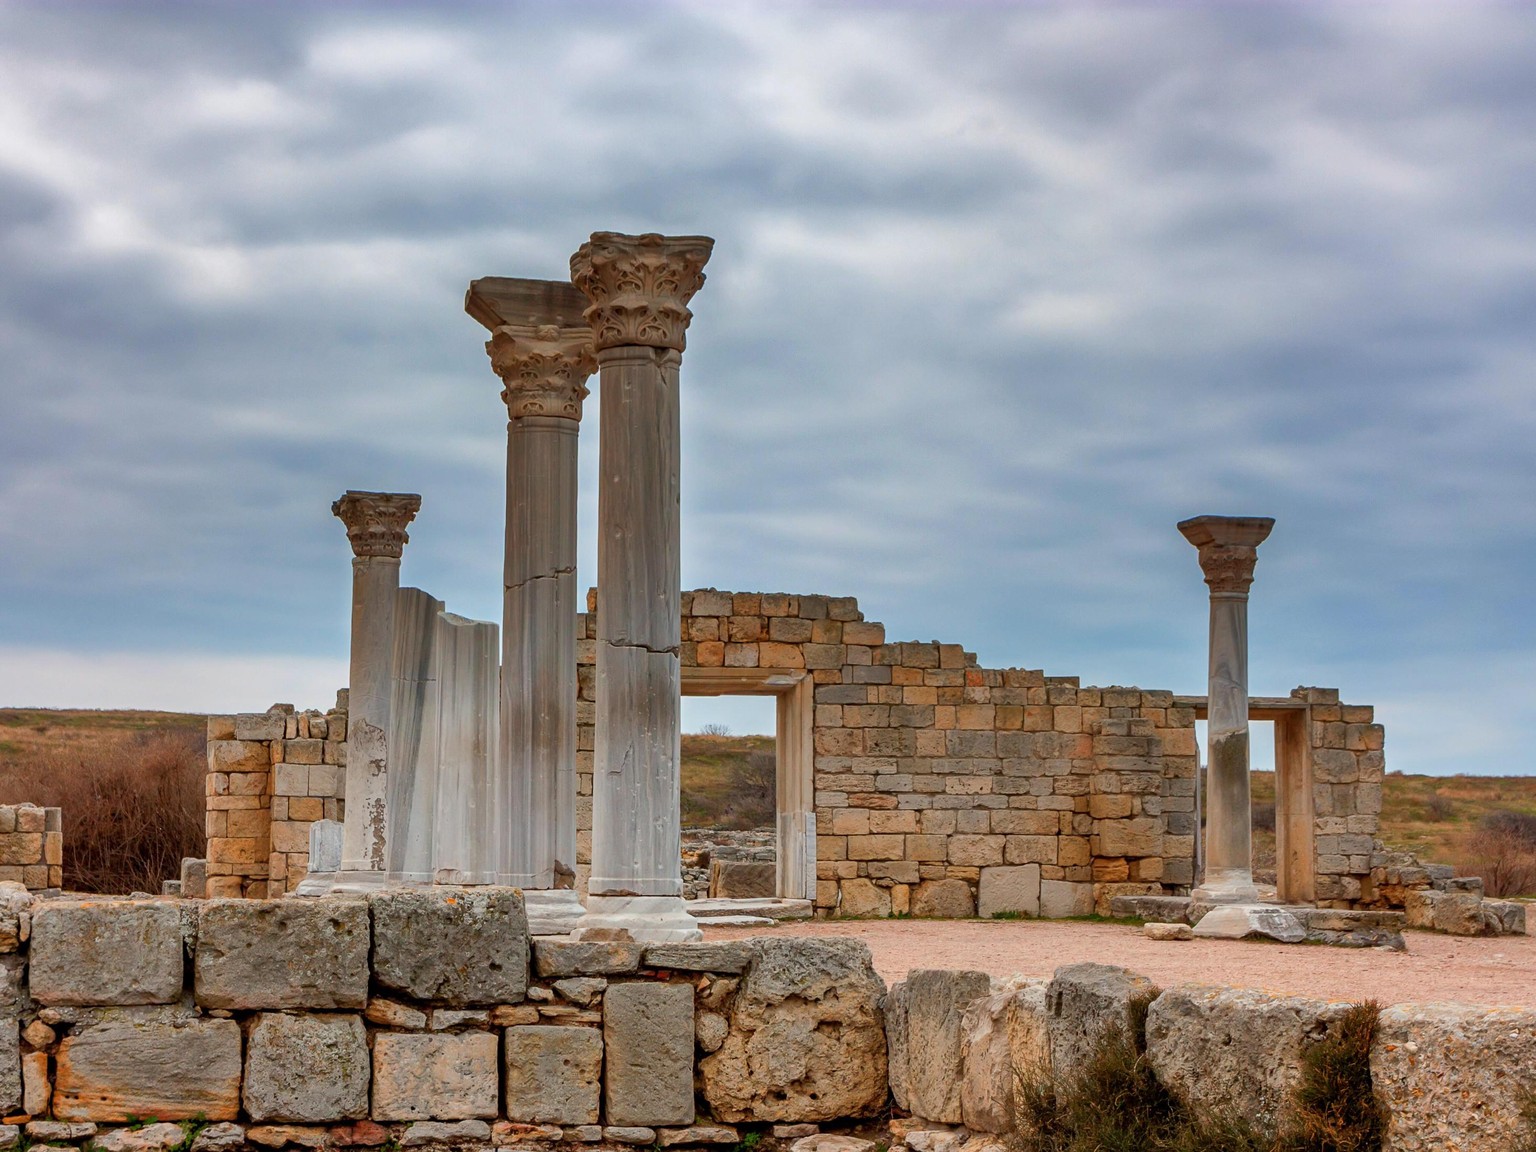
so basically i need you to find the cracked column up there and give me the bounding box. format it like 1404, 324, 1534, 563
469, 276, 597, 931
332, 490, 421, 889
570, 231, 714, 942
1179, 515, 1274, 904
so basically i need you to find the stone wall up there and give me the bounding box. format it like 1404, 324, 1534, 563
0, 888, 889, 1144
209, 591, 1397, 917
0, 890, 1526, 1151
204, 698, 347, 898
0, 806, 61, 891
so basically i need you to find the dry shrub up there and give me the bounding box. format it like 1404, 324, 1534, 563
1463, 811, 1536, 898
1422, 792, 1454, 822
1252, 802, 1277, 833
0, 730, 204, 893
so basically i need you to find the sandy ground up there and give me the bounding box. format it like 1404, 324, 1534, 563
704, 918, 1536, 1007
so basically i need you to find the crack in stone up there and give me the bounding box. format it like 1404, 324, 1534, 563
600, 638, 680, 657
504, 566, 577, 594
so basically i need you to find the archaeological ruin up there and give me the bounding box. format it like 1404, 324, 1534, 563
2, 229, 1529, 1149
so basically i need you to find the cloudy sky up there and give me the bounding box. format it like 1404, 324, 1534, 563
0, 2, 1532, 774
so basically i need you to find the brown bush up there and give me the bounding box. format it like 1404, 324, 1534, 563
0, 730, 204, 894
1462, 812, 1536, 898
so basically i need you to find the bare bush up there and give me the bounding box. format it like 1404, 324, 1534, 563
696, 723, 731, 737
1423, 792, 1455, 822
1251, 802, 1276, 834
1463, 810, 1536, 898
0, 730, 204, 894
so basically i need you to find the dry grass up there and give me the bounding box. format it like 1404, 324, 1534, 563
680, 732, 774, 829
0, 709, 205, 893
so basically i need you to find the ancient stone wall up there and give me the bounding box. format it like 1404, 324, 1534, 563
0, 806, 61, 891
204, 698, 347, 898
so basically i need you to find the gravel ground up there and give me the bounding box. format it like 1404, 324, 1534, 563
704, 918, 1536, 1007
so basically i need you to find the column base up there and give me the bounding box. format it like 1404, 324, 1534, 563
306, 869, 437, 896
1192, 867, 1259, 905
522, 888, 587, 936
575, 894, 702, 943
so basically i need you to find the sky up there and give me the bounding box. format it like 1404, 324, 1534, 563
0, 2, 1532, 774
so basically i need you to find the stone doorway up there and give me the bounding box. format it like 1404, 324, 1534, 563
681, 667, 815, 900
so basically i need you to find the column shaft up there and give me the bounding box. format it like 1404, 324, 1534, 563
590, 347, 683, 898
1203, 593, 1254, 898
502, 415, 580, 890
341, 556, 399, 873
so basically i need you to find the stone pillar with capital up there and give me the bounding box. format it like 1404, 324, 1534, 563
468, 276, 596, 932
332, 490, 421, 889
570, 231, 714, 942
1179, 514, 1274, 905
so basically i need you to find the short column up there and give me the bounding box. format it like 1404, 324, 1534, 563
1179, 515, 1274, 904
570, 231, 714, 942
478, 299, 596, 932
331, 490, 421, 889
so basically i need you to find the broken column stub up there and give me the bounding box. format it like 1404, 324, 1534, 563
571, 232, 714, 943
469, 276, 596, 934
1178, 515, 1273, 904
369, 887, 529, 1006
331, 491, 421, 889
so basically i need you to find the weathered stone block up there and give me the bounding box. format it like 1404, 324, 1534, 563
1045, 963, 1156, 1081
243, 1013, 369, 1123
604, 982, 694, 1127
1146, 986, 1354, 1135
1373, 1003, 1536, 1151
1039, 879, 1093, 919
532, 939, 642, 977
371, 1033, 499, 1121
977, 866, 1040, 918
960, 978, 1049, 1133
709, 861, 775, 900
701, 938, 887, 1124
898, 969, 991, 1123
641, 942, 752, 973
503, 1026, 602, 1125
910, 879, 974, 919
53, 1017, 241, 1121
370, 888, 528, 1006
196, 898, 369, 1009
31, 902, 185, 1006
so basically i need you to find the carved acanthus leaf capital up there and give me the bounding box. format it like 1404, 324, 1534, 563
569, 231, 714, 352
1178, 515, 1275, 595
486, 324, 596, 421
333, 491, 422, 559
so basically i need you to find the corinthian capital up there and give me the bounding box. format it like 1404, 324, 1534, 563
485, 324, 596, 421
569, 231, 714, 352
333, 491, 422, 559
1178, 515, 1275, 595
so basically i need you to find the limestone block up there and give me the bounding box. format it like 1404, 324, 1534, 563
642, 942, 752, 973
884, 980, 909, 1113
899, 969, 991, 1123
503, 1026, 602, 1125
243, 1013, 369, 1123
1144, 922, 1193, 940
709, 861, 775, 900
180, 859, 208, 900
700, 937, 888, 1122
399, 1120, 491, 1146
910, 880, 974, 919
370, 888, 528, 1006
835, 878, 890, 918
30, 902, 184, 1006
1373, 1003, 1536, 1151
1191, 904, 1306, 943
187, 1123, 245, 1152
604, 982, 694, 1127
1146, 986, 1354, 1135
532, 939, 641, 977
235, 713, 285, 741
90, 1122, 186, 1152
371, 1033, 499, 1121
1045, 963, 1156, 1081
53, 1017, 241, 1121
960, 978, 1049, 1133
196, 898, 369, 1009
977, 866, 1040, 918
1038, 880, 1093, 919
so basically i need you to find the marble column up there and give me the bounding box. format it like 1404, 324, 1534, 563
331, 490, 421, 889
570, 231, 714, 943
1179, 515, 1275, 904
481, 308, 596, 931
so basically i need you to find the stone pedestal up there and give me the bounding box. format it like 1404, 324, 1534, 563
331, 491, 421, 890
1179, 515, 1274, 904
570, 232, 713, 943
470, 278, 596, 933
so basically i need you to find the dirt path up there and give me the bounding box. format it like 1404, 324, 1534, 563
704, 918, 1536, 1007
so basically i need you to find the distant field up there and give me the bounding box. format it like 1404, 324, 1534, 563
0, 708, 205, 763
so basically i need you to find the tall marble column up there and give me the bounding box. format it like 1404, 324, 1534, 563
570, 231, 713, 942
1179, 515, 1274, 904
332, 490, 421, 889
480, 306, 596, 932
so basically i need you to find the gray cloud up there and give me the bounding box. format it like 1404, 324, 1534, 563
0, 2, 1532, 770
